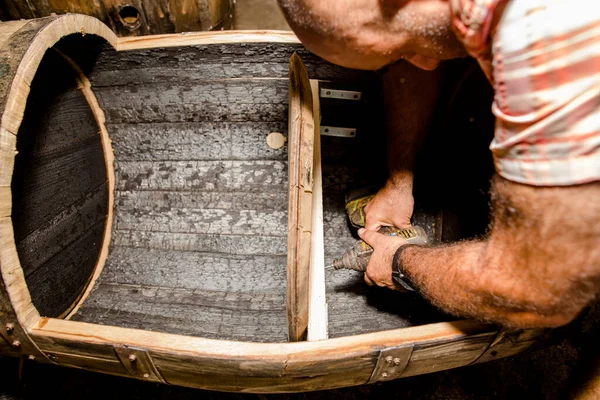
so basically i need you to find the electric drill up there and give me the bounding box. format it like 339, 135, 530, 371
331, 192, 429, 288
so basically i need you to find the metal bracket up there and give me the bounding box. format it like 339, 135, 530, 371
114, 346, 166, 383
320, 126, 356, 138
320, 88, 362, 101
368, 344, 414, 383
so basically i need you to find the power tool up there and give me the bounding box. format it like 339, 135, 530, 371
331, 191, 428, 289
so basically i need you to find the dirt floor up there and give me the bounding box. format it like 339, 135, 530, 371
1, 1, 600, 399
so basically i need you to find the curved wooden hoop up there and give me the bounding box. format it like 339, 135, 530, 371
0, 15, 117, 333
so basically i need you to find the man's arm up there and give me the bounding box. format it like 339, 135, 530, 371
360, 176, 600, 328
364, 61, 442, 230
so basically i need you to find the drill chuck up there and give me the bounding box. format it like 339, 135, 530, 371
332, 226, 428, 272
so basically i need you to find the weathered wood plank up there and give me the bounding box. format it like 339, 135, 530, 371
110, 229, 353, 260
73, 283, 288, 342
287, 53, 314, 342
115, 207, 287, 236
26, 220, 106, 318
113, 230, 288, 255
95, 79, 289, 124
97, 247, 285, 293
115, 190, 288, 212
17, 182, 108, 277
109, 122, 288, 161
12, 137, 107, 240
89, 43, 373, 83
114, 160, 288, 192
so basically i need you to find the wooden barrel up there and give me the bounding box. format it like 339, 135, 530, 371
1, 0, 233, 36
0, 14, 542, 393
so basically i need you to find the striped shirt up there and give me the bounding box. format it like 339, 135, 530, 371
450, 0, 600, 186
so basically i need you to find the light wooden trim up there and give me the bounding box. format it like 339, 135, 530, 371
117, 30, 300, 51
307, 79, 328, 341
0, 14, 117, 330
55, 51, 116, 320
32, 318, 493, 358
287, 53, 315, 342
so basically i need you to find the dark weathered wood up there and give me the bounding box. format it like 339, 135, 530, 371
115, 190, 288, 212
73, 282, 288, 342
96, 247, 286, 292
108, 122, 288, 161
17, 183, 108, 277
115, 207, 287, 236
95, 79, 288, 125
89, 43, 375, 84
11, 48, 108, 318
112, 230, 289, 255
27, 220, 106, 318
114, 160, 287, 191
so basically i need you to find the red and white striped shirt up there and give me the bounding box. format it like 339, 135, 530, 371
450, 0, 600, 186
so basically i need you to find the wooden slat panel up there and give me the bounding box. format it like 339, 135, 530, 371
114, 160, 287, 191
95, 79, 288, 125
108, 122, 288, 161
73, 283, 288, 341
95, 247, 286, 292
286, 53, 314, 342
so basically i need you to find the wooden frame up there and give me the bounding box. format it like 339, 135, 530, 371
0, 14, 541, 393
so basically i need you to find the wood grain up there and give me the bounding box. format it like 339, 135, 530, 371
1, 0, 232, 37
11, 48, 108, 318
287, 53, 314, 342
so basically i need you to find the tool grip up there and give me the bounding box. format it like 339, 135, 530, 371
332, 226, 428, 272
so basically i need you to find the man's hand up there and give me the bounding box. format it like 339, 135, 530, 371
364, 174, 414, 231
358, 228, 408, 290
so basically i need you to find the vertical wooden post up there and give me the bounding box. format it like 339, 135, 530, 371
307, 79, 328, 341
287, 53, 314, 342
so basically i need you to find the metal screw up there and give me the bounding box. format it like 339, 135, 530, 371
129, 354, 137, 362
382, 372, 388, 378
326, 91, 331, 95
143, 373, 150, 378
12, 340, 20, 348
5, 323, 14, 333
385, 356, 393, 364
393, 358, 401, 365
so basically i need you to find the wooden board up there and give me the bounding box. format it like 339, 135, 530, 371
286, 53, 314, 342
307, 79, 328, 341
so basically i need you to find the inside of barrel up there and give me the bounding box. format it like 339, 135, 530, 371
10, 34, 495, 344
11, 34, 112, 319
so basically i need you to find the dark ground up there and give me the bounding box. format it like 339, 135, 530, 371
1, 1, 600, 399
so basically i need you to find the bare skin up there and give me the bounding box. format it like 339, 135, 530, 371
364, 61, 442, 231
360, 177, 600, 328
278, 0, 600, 328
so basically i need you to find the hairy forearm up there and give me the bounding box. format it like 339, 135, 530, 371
399, 242, 571, 327
397, 177, 600, 328
383, 62, 442, 183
